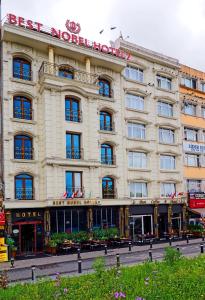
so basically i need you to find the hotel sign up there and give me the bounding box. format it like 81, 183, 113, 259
183, 141, 205, 154
7, 14, 131, 61
52, 199, 100, 206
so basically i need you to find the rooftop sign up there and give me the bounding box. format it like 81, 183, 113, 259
6, 14, 131, 61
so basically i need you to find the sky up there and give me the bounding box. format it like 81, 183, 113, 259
2, 0, 205, 71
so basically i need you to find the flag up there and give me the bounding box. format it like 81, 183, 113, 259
77, 190, 83, 198
171, 192, 176, 199
62, 192, 67, 198
177, 192, 183, 196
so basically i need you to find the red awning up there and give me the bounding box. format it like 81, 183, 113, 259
188, 207, 205, 216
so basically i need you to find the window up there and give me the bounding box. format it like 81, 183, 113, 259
158, 101, 173, 117
100, 111, 113, 131
66, 171, 83, 198
183, 103, 196, 116
187, 180, 201, 193
160, 183, 176, 197
66, 133, 81, 159
65, 97, 81, 122
128, 152, 147, 169
184, 128, 198, 141
202, 107, 205, 118
157, 75, 171, 90
160, 155, 175, 169
59, 66, 74, 79
13, 57, 31, 80
93, 207, 118, 229
14, 135, 33, 160
98, 79, 111, 97
15, 173, 33, 200
124, 66, 143, 82
13, 96, 32, 120
101, 144, 114, 165
185, 154, 200, 167
128, 123, 146, 140
102, 177, 115, 199
129, 182, 147, 198
126, 94, 144, 111
200, 82, 205, 92
181, 77, 197, 89
159, 128, 174, 144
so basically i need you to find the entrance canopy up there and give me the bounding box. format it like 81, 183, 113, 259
188, 207, 205, 217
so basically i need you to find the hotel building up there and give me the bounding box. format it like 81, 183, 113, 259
0, 14, 186, 255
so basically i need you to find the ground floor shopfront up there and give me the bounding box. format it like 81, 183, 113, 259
5, 203, 187, 256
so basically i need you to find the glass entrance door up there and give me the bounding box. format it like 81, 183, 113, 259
21, 224, 35, 255
130, 215, 153, 241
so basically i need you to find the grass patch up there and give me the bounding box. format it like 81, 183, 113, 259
1, 249, 205, 299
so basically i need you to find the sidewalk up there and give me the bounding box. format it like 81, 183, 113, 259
0, 238, 203, 271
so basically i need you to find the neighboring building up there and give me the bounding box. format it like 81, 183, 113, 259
180, 65, 205, 221
0, 13, 186, 256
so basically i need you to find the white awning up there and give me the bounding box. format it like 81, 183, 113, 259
188, 207, 205, 217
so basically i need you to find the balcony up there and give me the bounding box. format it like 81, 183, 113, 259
65, 187, 84, 198
14, 147, 33, 160
65, 109, 82, 122
102, 188, 117, 199
66, 148, 83, 160
39, 61, 98, 85
100, 121, 114, 132
15, 188, 33, 200
13, 108, 33, 121
101, 154, 116, 165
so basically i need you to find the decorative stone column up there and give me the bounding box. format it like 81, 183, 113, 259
85, 57, 91, 73
182, 203, 187, 232
168, 205, 172, 235
44, 209, 50, 245
48, 46, 55, 74
119, 207, 125, 237
87, 208, 93, 232
124, 206, 129, 238
154, 205, 159, 238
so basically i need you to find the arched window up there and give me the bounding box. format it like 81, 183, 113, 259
102, 177, 115, 199
14, 135, 33, 160
13, 57, 31, 80
59, 66, 74, 79
101, 144, 114, 165
13, 96, 32, 120
98, 78, 111, 97
15, 173, 33, 200
65, 97, 81, 122
100, 111, 112, 131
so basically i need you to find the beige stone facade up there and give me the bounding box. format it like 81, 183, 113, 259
0, 18, 187, 253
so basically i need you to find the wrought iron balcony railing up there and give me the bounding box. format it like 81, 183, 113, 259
13, 70, 33, 81
14, 147, 34, 160
65, 109, 82, 122
65, 187, 84, 198
101, 154, 116, 165
39, 61, 98, 85
102, 188, 117, 199
66, 148, 83, 160
100, 121, 114, 132
15, 188, 34, 200
14, 108, 33, 121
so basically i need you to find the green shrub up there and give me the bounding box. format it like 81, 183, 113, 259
164, 246, 182, 265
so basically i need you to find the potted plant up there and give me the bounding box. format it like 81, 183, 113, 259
6, 237, 17, 259
47, 239, 58, 255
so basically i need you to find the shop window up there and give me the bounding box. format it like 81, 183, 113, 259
13, 96, 32, 120
100, 111, 113, 131
93, 207, 118, 229
101, 144, 114, 165
13, 57, 31, 80
15, 173, 33, 200
102, 177, 115, 199
65, 97, 81, 122
66, 132, 81, 159
14, 134, 33, 160
59, 66, 74, 79
98, 78, 111, 97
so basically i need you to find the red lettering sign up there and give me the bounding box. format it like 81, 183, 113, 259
189, 199, 205, 208
0, 212, 5, 226
6, 13, 131, 60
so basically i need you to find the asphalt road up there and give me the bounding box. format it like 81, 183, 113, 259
6, 242, 205, 283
